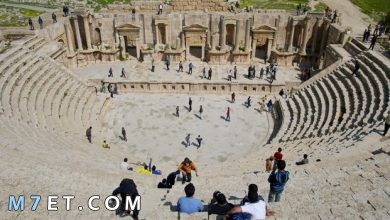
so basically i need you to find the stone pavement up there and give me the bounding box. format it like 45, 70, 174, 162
73, 60, 302, 85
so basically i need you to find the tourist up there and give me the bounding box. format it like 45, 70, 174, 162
265, 156, 274, 172
227, 69, 232, 81
121, 127, 127, 142
176, 106, 179, 117
121, 158, 133, 170
331, 10, 338, 23
208, 191, 234, 216
185, 134, 191, 147
264, 54, 268, 64
165, 57, 170, 70
383, 112, 390, 136
233, 66, 237, 79
352, 60, 360, 77
63, 6, 67, 17
368, 34, 377, 50
177, 183, 203, 214
296, 154, 309, 165
136, 165, 152, 175
228, 185, 273, 219
268, 160, 289, 202
120, 68, 126, 78
378, 24, 385, 36
38, 16, 43, 29
260, 67, 264, 79
274, 147, 283, 161
202, 67, 206, 79
373, 25, 379, 35
188, 97, 192, 112
231, 92, 235, 103
102, 140, 110, 149
166, 170, 180, 187
246, 96, 251, 108
226, 107, 231, 121
208, 68, 212, 80
132, 8, 136, 21
158, 179, 169, 188
151, 58, 155, 72
86, 126, 92, 143
267, 99, 273, 112
158, 4, 163, 15
199, 105, 203, 119
188, 62, 193, 75
28, 18, 34, 30
52, 12, 57, 23
363, 29, 369, 42
108, 67, 113, 77
100, 80, 106, 93
151, 165, 162, 175
178, 61, 183, 72
240, 184, 265, 205
178, 157, 198, 184
112, 178, 140, 218
196, 135, 203, 148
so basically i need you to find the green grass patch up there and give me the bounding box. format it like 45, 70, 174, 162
314, 1, 328, 12
240, 0, 309, 11
351, 0, 389, 21
0, 0, 60, 9
0, 5, 43, 27
89, 0, 132, 12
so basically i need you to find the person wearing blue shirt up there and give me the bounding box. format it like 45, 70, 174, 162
268, 160, 289, 202
177, 183, 203, 214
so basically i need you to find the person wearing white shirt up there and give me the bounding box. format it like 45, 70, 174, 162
227, 190, 274, 220
120, 158, 132, 170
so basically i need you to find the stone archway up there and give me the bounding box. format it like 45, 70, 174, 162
251, 25, 276, 61
116, 23, 141, 60
183, 24, 208, 61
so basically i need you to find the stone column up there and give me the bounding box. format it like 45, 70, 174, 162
115, 30, 119, 46
266, 38, 272, 59
273, 16, 280, 49
251, 37, 256, 58
245, 19, 251, 52
211, 34, 216, 51
234, 19, 241, 52
64, 23, 74, 53
288, 19, 295, 52
319, 21, 330, 56
201, 45, 205, 61
155, 24, 160, 44
73, 17, 83, 50
120, 36, 126, 59
311, 18, 319, 54
220, 16, 226, 50
136, 40, 140, 60
83, 16, 92, 50
181, 31, 185, 49
299, 18, 310, 54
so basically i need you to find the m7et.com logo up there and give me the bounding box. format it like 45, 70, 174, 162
8, 195, 141, 211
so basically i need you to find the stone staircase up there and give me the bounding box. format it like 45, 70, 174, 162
271, 47, 389, 152
0, 35, 108, 142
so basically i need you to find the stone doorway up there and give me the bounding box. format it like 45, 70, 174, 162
226, 24, 235, 46
255, 45, 266, 60
189, 46, 202, 60
127, 46, 137, 58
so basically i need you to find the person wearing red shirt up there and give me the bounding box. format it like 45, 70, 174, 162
273, 148, 283, 169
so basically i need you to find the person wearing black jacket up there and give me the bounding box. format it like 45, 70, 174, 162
112, 178, 140, 219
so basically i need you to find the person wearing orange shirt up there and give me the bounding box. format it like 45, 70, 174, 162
178, 157, 198, 184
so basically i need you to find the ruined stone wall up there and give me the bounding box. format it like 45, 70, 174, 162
171, 0, 229, 11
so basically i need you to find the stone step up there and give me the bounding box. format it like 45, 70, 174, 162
2, 55, 40, 118
14, 58, 46, 121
